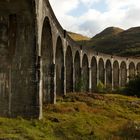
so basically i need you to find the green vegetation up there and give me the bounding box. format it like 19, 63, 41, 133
0, 93, 140, 140
75, 78, 84, 92
75, 77, 89, 92
123, 75, 140, 97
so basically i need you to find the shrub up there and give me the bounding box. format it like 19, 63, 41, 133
112, 87, 125, 94
124, 75, 140, 97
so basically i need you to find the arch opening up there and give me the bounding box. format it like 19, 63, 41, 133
129, 62, 135, 80
120, 62, 127, 87
55, 37, 64, 96
137, 63, 140, 75
106, 60, 112, 89
91, 57, 97, 91
66, 46, 73, 93
99, 58, 105, 84
41, 17, 54, 104
113, 61, 119, 89
82, 54, 89, 92
74, 51, 81, 92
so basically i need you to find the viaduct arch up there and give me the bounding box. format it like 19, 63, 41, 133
106, 60, 112, 89
82, 54, 89, 92
66, 46, 73, 93
120, 61, 127, 87
129, 62, 135, 80
137, 63, 140, 75
91, 57, 97, 91
41, 17, 53, 104
0, 0, 140, 118
99, 58, 105, 84
55, 37, 64, 96
74, 51, 81, 92
113, 61, 119, 88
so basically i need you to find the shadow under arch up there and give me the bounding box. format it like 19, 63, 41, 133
129, 62, 135, 80
98, 58, 105, 84
41, 17, 54, 104
106, 59, 112, 89
82, 54, 89, 92
137, 62, 140, 75
120, 61, 127, 87
113, 60, 119, 89
55, 36, 64, 96
66, 46, 73, 93
91, 56, 97, 91
74, 51, 81, 92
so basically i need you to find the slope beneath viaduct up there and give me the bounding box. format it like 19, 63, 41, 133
0, 0, 140, 118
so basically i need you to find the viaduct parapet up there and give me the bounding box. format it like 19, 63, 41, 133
0, 0, 140, 118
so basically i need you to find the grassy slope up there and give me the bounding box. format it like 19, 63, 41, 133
68, 32, 90, 41
0, 93, 140, 140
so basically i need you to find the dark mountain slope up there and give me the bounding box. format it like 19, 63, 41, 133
92, 27, 124, 40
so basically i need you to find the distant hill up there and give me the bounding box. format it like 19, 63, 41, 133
92, 27, 124, 40
75, 27, 140, 58
68, 31, 90, 41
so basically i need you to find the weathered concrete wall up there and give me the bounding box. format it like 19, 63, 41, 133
0, 0, 38, 117
0, 15, 10, 117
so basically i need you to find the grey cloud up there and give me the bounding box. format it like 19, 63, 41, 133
125, 8, 140, 20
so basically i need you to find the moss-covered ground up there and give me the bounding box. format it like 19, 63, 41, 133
0, 93, 140, 140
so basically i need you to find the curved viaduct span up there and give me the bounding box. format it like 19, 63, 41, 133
0, 0, 140, 118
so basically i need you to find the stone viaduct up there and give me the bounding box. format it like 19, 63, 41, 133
0, 0, 140, 119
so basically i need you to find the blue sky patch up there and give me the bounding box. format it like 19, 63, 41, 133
68, 0, 108, 17
92, 0, 108, 13
68, 3, 88, 17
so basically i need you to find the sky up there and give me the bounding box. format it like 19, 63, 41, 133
49, 0, 140, 37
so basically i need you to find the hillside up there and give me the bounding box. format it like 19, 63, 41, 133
92, 27, 124, 40
0, 93, 140, 140
68, 31, 90, 41
77, 27, 140, 58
